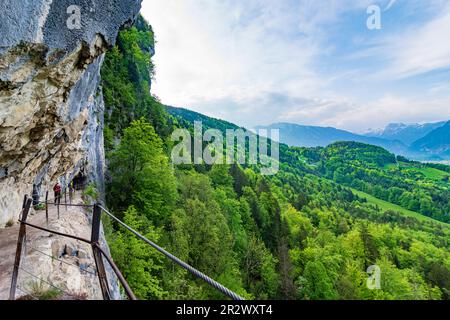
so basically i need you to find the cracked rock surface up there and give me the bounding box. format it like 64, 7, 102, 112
0, 0, 142, 227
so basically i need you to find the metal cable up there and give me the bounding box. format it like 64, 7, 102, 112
20, 221, 91, 244
99, 205, 244, 301
34, 200, 94, 208
16, 286, 39, 300
17, 231, 94, 300
18, 266, 67, 295
24, 241, 97, 276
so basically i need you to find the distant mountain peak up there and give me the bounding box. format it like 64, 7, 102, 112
259, 122, 407, 154
365, 120, 448, 146
409, 121, 450, 158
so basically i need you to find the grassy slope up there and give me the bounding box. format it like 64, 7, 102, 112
388, 162, 450, 181
410, 167, 449, 181
349, 187, 449, 228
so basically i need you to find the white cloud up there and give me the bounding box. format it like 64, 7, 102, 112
324, 95, 450, 133
141, 0, 326, 107
141, 0, 450, 132
358, 2, 450, 79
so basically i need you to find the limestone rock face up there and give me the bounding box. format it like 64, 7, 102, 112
0, 0, 142, 227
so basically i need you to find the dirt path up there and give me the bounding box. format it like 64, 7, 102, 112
0, 192, 100, 300
0, 199, 51, 299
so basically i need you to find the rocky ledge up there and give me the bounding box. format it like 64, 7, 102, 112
0, 0, 142, 227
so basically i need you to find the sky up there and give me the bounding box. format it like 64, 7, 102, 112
141, 0, 450, 133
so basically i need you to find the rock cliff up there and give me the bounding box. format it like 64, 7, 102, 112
0, 0, 142, 227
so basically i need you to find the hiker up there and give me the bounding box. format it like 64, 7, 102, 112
53, 182, 62, 205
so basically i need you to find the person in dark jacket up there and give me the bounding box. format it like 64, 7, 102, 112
53, 182, 62, 205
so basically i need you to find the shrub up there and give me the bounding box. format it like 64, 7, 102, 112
26, 281, 62, 300
34, 203, 46, 211
82, 183, 99, 204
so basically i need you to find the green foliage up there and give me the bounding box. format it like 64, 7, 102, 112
109, 206, 167, 299
82, 183, 99, 204
302, 260, 338, 300
107, 119, 177, 226
102, 20, 450, 301
242, 236, 279, 299
301, 142, 450, 223
33, 203, 46, 211
101, 15, 169, 138
27, 281, 62, 300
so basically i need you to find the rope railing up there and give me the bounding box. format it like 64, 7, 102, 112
35, 200, 94, 208
99, 205, 245, 301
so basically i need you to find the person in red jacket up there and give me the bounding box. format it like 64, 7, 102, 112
53, 182, 62, 205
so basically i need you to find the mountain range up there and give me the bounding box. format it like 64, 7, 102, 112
257, 121, 450, 160
409, 121, 450, 158
255, 123, 407, 154
366, 122, 447, 145
167, 104, 449, 160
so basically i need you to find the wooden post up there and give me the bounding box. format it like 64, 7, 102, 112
91, 204, 111, 300
45, 191, 49, 224
9, 198, 32, 300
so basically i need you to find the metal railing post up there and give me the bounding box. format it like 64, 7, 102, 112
22, 194, 27, 209
45, 191, 49, 224
9, 198, 32, 300
91, 203, 111, 300
57, 193, 60, 219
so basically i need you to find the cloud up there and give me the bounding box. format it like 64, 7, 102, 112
142, 0, 326, 107
325, 95, 450, 132
355, 1, 450, 79
141, 0, 450, 132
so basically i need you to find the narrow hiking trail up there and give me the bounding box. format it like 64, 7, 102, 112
0, 192, 104, 300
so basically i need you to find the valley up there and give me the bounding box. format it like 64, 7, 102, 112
1, 2, 449, 302
260, 121, 450, 161
96, 16, 450, 300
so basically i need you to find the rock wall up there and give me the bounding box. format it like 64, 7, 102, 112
0, 0, 142, 227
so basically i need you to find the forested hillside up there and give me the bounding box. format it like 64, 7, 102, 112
100, 16, 450, 300
297, 142, 449, 223
258, 122, 407, 154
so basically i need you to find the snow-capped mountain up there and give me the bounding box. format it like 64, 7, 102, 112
365, 121, 447, 146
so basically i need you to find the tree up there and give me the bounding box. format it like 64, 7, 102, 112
427, 262, 450, 299
303, 260, 338, 300
242, 237, 279, 299
229, 164, 249, 196
109, 206, 166, 299
360, 224, 379, 268
107, 119, 177, 227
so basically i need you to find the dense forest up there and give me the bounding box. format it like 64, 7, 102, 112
99, 15, 450, 300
